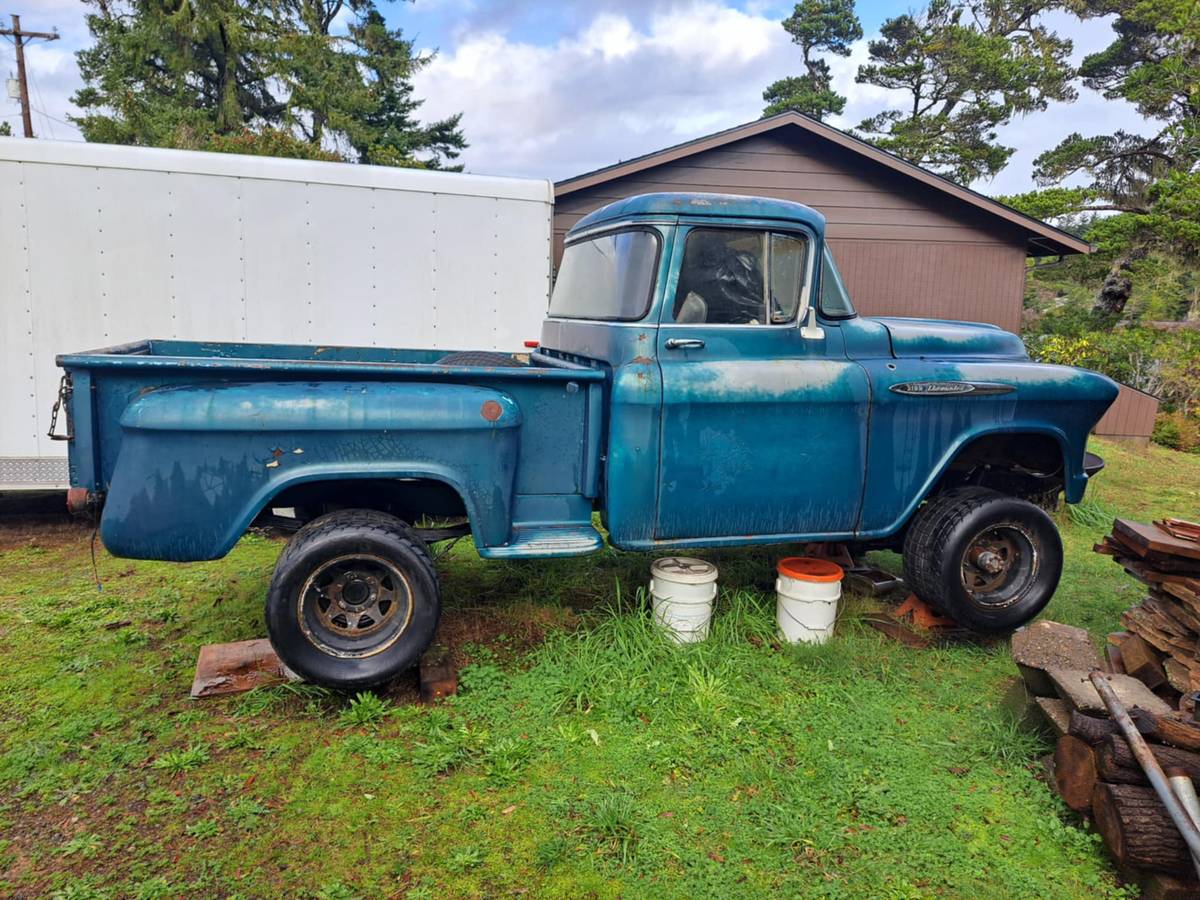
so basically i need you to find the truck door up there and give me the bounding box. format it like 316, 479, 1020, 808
654, 225, 870, 541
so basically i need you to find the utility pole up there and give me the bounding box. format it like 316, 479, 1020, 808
0, 15, 59, 138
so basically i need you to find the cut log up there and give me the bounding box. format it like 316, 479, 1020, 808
1131, 708, 1200, 752
1049, 669, 1173, 716
1105, 734, 1200, 781
1121, 633, 1167, 689
1068, 710, 1120, 746
1092, 782, 1194, 875
1137, 869, 1200, 900
1011, 622, 1102, 696
1096, 742, 1150, 785
1054, 735, 1099, 811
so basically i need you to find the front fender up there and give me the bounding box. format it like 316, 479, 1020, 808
856, 360, 1118, 538
100, 381, 522, 560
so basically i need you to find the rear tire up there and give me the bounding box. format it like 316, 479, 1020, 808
902, 487, 1062, 632
266, 509, 441, 688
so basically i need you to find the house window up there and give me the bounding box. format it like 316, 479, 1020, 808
672, 228, 808, 325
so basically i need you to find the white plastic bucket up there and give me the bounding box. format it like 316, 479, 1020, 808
775, 557, 844, 644
649, 557, 718, 644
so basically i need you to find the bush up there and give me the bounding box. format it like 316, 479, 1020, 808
1153, 411, 1200, 453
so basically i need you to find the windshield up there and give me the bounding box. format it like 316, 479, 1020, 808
549, 229, 660, 321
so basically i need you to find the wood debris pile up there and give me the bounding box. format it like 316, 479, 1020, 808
1096, 518, 1200, 696
1010, 518, 1200, 898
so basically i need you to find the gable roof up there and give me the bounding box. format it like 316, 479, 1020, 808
555, 111, 1090, 257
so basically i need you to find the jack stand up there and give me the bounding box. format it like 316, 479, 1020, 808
801, 542, 857, 569
893, 593, 959, 630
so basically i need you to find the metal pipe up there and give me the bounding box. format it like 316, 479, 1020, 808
1167, 768, 1200, 831
1166, 768, 1200, 874
1088, 669, 1200, 875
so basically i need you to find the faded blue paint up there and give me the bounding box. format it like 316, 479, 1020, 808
59, 191, 1119, 563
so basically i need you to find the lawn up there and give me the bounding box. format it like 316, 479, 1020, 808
2, 438, 1198, 898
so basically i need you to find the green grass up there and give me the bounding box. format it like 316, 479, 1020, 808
1, 438, 1197, 897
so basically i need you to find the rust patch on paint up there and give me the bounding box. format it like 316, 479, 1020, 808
631, 356, 654, 365
481, 400, 503, 421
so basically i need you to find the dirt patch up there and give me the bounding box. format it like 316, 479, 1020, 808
377, 601, 576, 705
436, 601, 577, 666
0, 514, 92, 553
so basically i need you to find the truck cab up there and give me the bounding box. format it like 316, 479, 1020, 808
540, 193, 1112, 551
56, 192, 1119, 688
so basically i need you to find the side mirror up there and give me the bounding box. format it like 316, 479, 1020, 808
800, 304, 825, 340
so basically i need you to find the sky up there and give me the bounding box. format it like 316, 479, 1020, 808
0, 0, 1150, 195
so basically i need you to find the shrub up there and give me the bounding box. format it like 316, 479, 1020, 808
1153, 411, 1200, 453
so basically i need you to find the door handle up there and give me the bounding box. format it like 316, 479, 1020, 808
665, 338, 705, 350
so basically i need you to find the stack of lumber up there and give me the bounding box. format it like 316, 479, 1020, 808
1095, 518, 1200, 700
1011, 620, 1200, 896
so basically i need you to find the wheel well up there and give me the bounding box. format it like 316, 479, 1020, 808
931, 433, 1065, 504
262, 477, 468, 525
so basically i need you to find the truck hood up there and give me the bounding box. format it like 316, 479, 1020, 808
874, 317, 1028, 360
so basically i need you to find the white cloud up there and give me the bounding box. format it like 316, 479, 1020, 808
415, 2, 799, 181
416, 2, 1153, 197
2, 0, 1157, 200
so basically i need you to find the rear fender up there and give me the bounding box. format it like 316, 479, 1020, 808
99, 381, 521, 561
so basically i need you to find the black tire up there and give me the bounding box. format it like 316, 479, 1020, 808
902, 487, 1063, 632
265, 509, 441, 689
435, 351, 523, 368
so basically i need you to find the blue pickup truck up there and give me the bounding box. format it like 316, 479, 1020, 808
56, 193, 1118, 687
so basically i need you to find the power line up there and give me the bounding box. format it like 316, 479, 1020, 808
0, 14, 60, 138
27, 62, 55, 138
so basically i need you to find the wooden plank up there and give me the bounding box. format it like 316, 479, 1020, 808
190, 638, 297, 699
1121, 633, 1167, 689
1114, 519, 1200, 562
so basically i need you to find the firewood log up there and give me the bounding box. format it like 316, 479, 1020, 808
1092, 782, 1194, 875
1054, 735, 1099, 811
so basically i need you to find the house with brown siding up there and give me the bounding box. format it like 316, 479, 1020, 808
554, 112, 1091, 334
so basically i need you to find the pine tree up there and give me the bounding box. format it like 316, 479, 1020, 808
71, 0, 465, 167
762, 0, 862, 120
854, 0, 1074, 183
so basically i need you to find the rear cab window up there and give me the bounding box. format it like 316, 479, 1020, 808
549, 229, 660, 321
671, 228, 809, 325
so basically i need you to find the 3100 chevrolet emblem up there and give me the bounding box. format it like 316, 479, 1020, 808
889, 381, 1016, 396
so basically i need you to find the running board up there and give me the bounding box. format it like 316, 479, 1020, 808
481, 523, 605, 559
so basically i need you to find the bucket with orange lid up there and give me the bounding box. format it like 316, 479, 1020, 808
775, 557, 844, 644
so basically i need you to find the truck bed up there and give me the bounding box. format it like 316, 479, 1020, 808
59, 339, 607, 561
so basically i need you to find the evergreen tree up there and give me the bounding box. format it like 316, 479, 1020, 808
854, 0, 1074, 184
762, 0, 862, 120
1004, 0, 1200, 316
71, 0, 465, 168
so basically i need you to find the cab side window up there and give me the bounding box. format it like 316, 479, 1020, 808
672, 228, 808, 325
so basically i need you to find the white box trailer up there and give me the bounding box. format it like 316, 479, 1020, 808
0, 138, 555, 490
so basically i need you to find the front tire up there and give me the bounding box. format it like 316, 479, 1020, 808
266, 510, 441, 688
903, 487, 1063, 632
